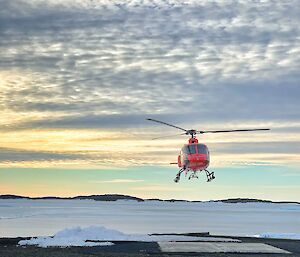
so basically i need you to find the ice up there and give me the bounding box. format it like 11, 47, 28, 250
1, 199, 299, 238
256, 233, 300, 240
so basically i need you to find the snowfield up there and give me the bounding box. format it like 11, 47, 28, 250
0, 199, 299, 240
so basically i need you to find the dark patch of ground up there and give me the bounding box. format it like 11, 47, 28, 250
220, 235, 300, 255
1, 235, 300, 257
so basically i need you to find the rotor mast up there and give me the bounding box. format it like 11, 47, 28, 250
186, 129, 197, 138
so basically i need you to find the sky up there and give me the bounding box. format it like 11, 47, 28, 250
0, 0, 299, 201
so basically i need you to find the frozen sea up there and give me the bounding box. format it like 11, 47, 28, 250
0, 199, 299, 238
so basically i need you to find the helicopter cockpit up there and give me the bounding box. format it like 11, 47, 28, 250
180, 143, 210, 171
182, 144, 209, 155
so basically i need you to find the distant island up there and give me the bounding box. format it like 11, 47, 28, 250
0, 194, 299, 204
0, 194, 143, 202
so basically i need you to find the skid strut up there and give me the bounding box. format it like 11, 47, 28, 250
174, 168, 185, 183
205, 169, 215, 182
175, 168, 215, 183
188, 171, 198, 180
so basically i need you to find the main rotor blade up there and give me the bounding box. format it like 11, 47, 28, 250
151, 133, 187, 140
197, 128, 270, 134
147, 118, 187, 132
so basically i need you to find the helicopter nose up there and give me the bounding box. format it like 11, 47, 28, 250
191, 154, 206, 161
187, 154, 209, 170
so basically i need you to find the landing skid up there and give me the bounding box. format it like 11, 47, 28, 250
174, 168, 184, 183
205, 169, 215, 182
174, 168, 215, 183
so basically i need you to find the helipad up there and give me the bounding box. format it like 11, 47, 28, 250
158, 242, 291, 254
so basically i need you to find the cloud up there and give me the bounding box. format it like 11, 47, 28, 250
0, 0, 299, 124
91, 179, 144, 183
132, 184, 193, 192
210, 141, 300, 155
0, 147, 84, 162
0, 0, 299, 168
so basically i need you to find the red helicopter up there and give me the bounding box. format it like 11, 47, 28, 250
147, 118, 270, 183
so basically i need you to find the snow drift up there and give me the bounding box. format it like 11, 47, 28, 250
18, 226, 238, 247
18, 226, 194, 247
18, 227, 118, 247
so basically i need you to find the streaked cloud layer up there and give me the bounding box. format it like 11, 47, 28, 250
0, 1, 299, 178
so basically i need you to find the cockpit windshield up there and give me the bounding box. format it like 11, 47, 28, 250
182, 144, 208, 155
187, 145, 197, 154
183, 145, 196, 154
197, 144, 208, 154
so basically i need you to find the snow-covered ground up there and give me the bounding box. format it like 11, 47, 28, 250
18, 226, 239, 247
0, 199, 299, 239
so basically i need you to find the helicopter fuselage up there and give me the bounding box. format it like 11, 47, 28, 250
177, 138, 210, 171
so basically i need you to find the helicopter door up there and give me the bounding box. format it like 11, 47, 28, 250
177, 154, 181, 167
180, 148, 188, 167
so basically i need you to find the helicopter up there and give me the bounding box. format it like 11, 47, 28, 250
147, 118, 270, 183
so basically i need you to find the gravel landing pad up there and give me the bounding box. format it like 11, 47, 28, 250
158, 242, 291, 253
